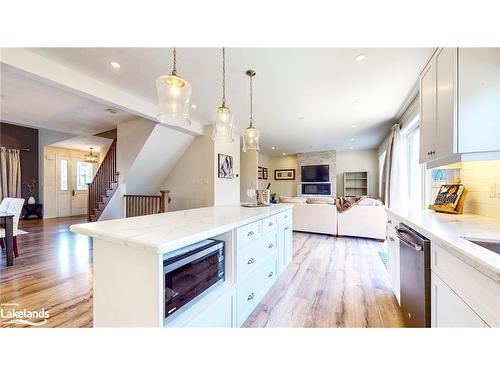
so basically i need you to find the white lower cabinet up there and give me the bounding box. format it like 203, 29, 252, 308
431, 271, 484, 328
386, 215, 400, 305
277, 220, 293, 275
187, 287, 236, 328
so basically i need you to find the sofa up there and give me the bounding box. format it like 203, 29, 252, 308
281, 196, 386, 240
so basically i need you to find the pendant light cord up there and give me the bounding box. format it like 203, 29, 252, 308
222, 48, 226, 107
249, 73, 253, 126
172, 48, 177, 76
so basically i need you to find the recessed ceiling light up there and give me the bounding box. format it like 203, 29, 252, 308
191, 104, 197, 109
352, 101, 360, 106
110, 61, 121, 69
349, 146, 354, 150
350, 138, 355, 141
105, 108, 118, 114
297, 117, 304, 120
282, 153, 287, 156
271, 146, 276, 150
355, 54, 365, 62
351, 125, 357, 128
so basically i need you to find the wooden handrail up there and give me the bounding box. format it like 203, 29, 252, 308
87, 139, 118, 222
124, 190, 170, 218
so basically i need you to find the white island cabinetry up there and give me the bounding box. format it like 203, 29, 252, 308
70, 204, 293, 328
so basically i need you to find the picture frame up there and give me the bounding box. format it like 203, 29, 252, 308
258, 166, 263, 180
218, 153, 234, 179
262, 167, 268, 180
274, 168, 295, 180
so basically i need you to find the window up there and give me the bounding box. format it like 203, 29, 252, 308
77, 161, 93, 190
406, 126, 423, 210
378, 150, 386, 197
60, 160, 68, 191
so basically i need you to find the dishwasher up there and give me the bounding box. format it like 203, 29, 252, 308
396, 223, 431, 328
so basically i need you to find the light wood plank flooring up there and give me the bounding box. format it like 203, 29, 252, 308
1, 217, 404, 328
243, 232, 405, 328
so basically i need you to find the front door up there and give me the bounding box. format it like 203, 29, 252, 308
57, 156, 94, 217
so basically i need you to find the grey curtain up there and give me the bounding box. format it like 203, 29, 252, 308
0, 147, 22, 200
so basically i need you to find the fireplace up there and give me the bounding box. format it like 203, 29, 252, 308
301, 183, 331, 195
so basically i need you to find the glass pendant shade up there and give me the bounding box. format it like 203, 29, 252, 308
242, 125, 260, 152
156, 74, 192, 126
212, 105, 235, 142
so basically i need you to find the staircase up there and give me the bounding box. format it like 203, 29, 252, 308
87, 139, 118, 222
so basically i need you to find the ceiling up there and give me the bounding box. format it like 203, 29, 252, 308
50, 135, 113, 153
8, 48, 433, 155
0, 66, 137, 136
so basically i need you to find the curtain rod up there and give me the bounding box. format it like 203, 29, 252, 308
0, 147, 31, 152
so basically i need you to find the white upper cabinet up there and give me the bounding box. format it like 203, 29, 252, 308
458, 48, 500, 153
419, 60, 437, 163
419, 48, 500, 165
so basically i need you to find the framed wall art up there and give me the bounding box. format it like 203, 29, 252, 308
218, 153, 234, 178
274, 168, 295, 180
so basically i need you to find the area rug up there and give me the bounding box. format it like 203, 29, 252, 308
378, 251, 388, 269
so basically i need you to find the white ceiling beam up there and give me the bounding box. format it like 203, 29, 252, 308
0, 48, 204, 136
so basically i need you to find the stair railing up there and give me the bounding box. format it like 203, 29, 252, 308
124, 190, 170, 218
87, 139, 118, 222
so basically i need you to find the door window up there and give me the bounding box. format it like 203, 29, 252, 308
60, 159, 68, 191
76, 161, 93, 190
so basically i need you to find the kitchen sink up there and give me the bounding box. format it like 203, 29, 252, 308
462, 237, 500, 255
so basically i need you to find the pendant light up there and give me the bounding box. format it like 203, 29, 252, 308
212, 47, 235, 142
156, 48, 192, 126
85, 147, 99, 164
242, 69, 260, 152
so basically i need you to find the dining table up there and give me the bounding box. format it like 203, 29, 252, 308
0, 212, 15, 266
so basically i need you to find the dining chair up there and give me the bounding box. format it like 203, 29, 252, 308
0, 197, 12, 212
0, 198, 25, 258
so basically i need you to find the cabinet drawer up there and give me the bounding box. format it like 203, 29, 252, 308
237, 231, 277, 281
262, 215, 278, 233
278, 210, 292, 227
237, 251, 277, 325
236, 220, 262, 247
431, 243, 500, 327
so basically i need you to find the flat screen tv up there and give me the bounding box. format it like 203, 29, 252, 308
301, 165, 329, 182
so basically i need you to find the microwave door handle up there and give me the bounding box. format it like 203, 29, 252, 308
396, 228, 423, 251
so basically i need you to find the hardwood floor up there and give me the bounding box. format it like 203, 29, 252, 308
0, 216, 92, 328
243, 232, 405, 328
1, 218, 404, 328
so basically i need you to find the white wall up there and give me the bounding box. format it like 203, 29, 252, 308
269, 154, 298, 198
162, 127, 214, 211
38, 128, 76, 204
240, 150, 258, 202
214, 137, 241, 206
336, 149, 379, 197
257, 152, 271, 190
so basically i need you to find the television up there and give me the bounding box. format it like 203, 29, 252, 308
301, 165, 329, 182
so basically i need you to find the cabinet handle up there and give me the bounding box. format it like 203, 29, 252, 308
389, 236, 395, 242
268, 222, 273, 227
247, 293, 254, 301
284, 215, 288, 219
247, 230, 254, 237
268, 243, 274, 249
387, 219, 392, 224
247, 258, 255, 264
268, 271, 274, 278
284, 226, 289, 230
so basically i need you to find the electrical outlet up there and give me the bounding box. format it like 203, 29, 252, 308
495, 183, 500, 199
489, 183, 496, 198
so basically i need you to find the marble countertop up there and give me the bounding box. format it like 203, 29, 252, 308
386, 208, 500, 282
70, 204, 293, 254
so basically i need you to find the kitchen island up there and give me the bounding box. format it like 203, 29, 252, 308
70, 204, 293, 327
